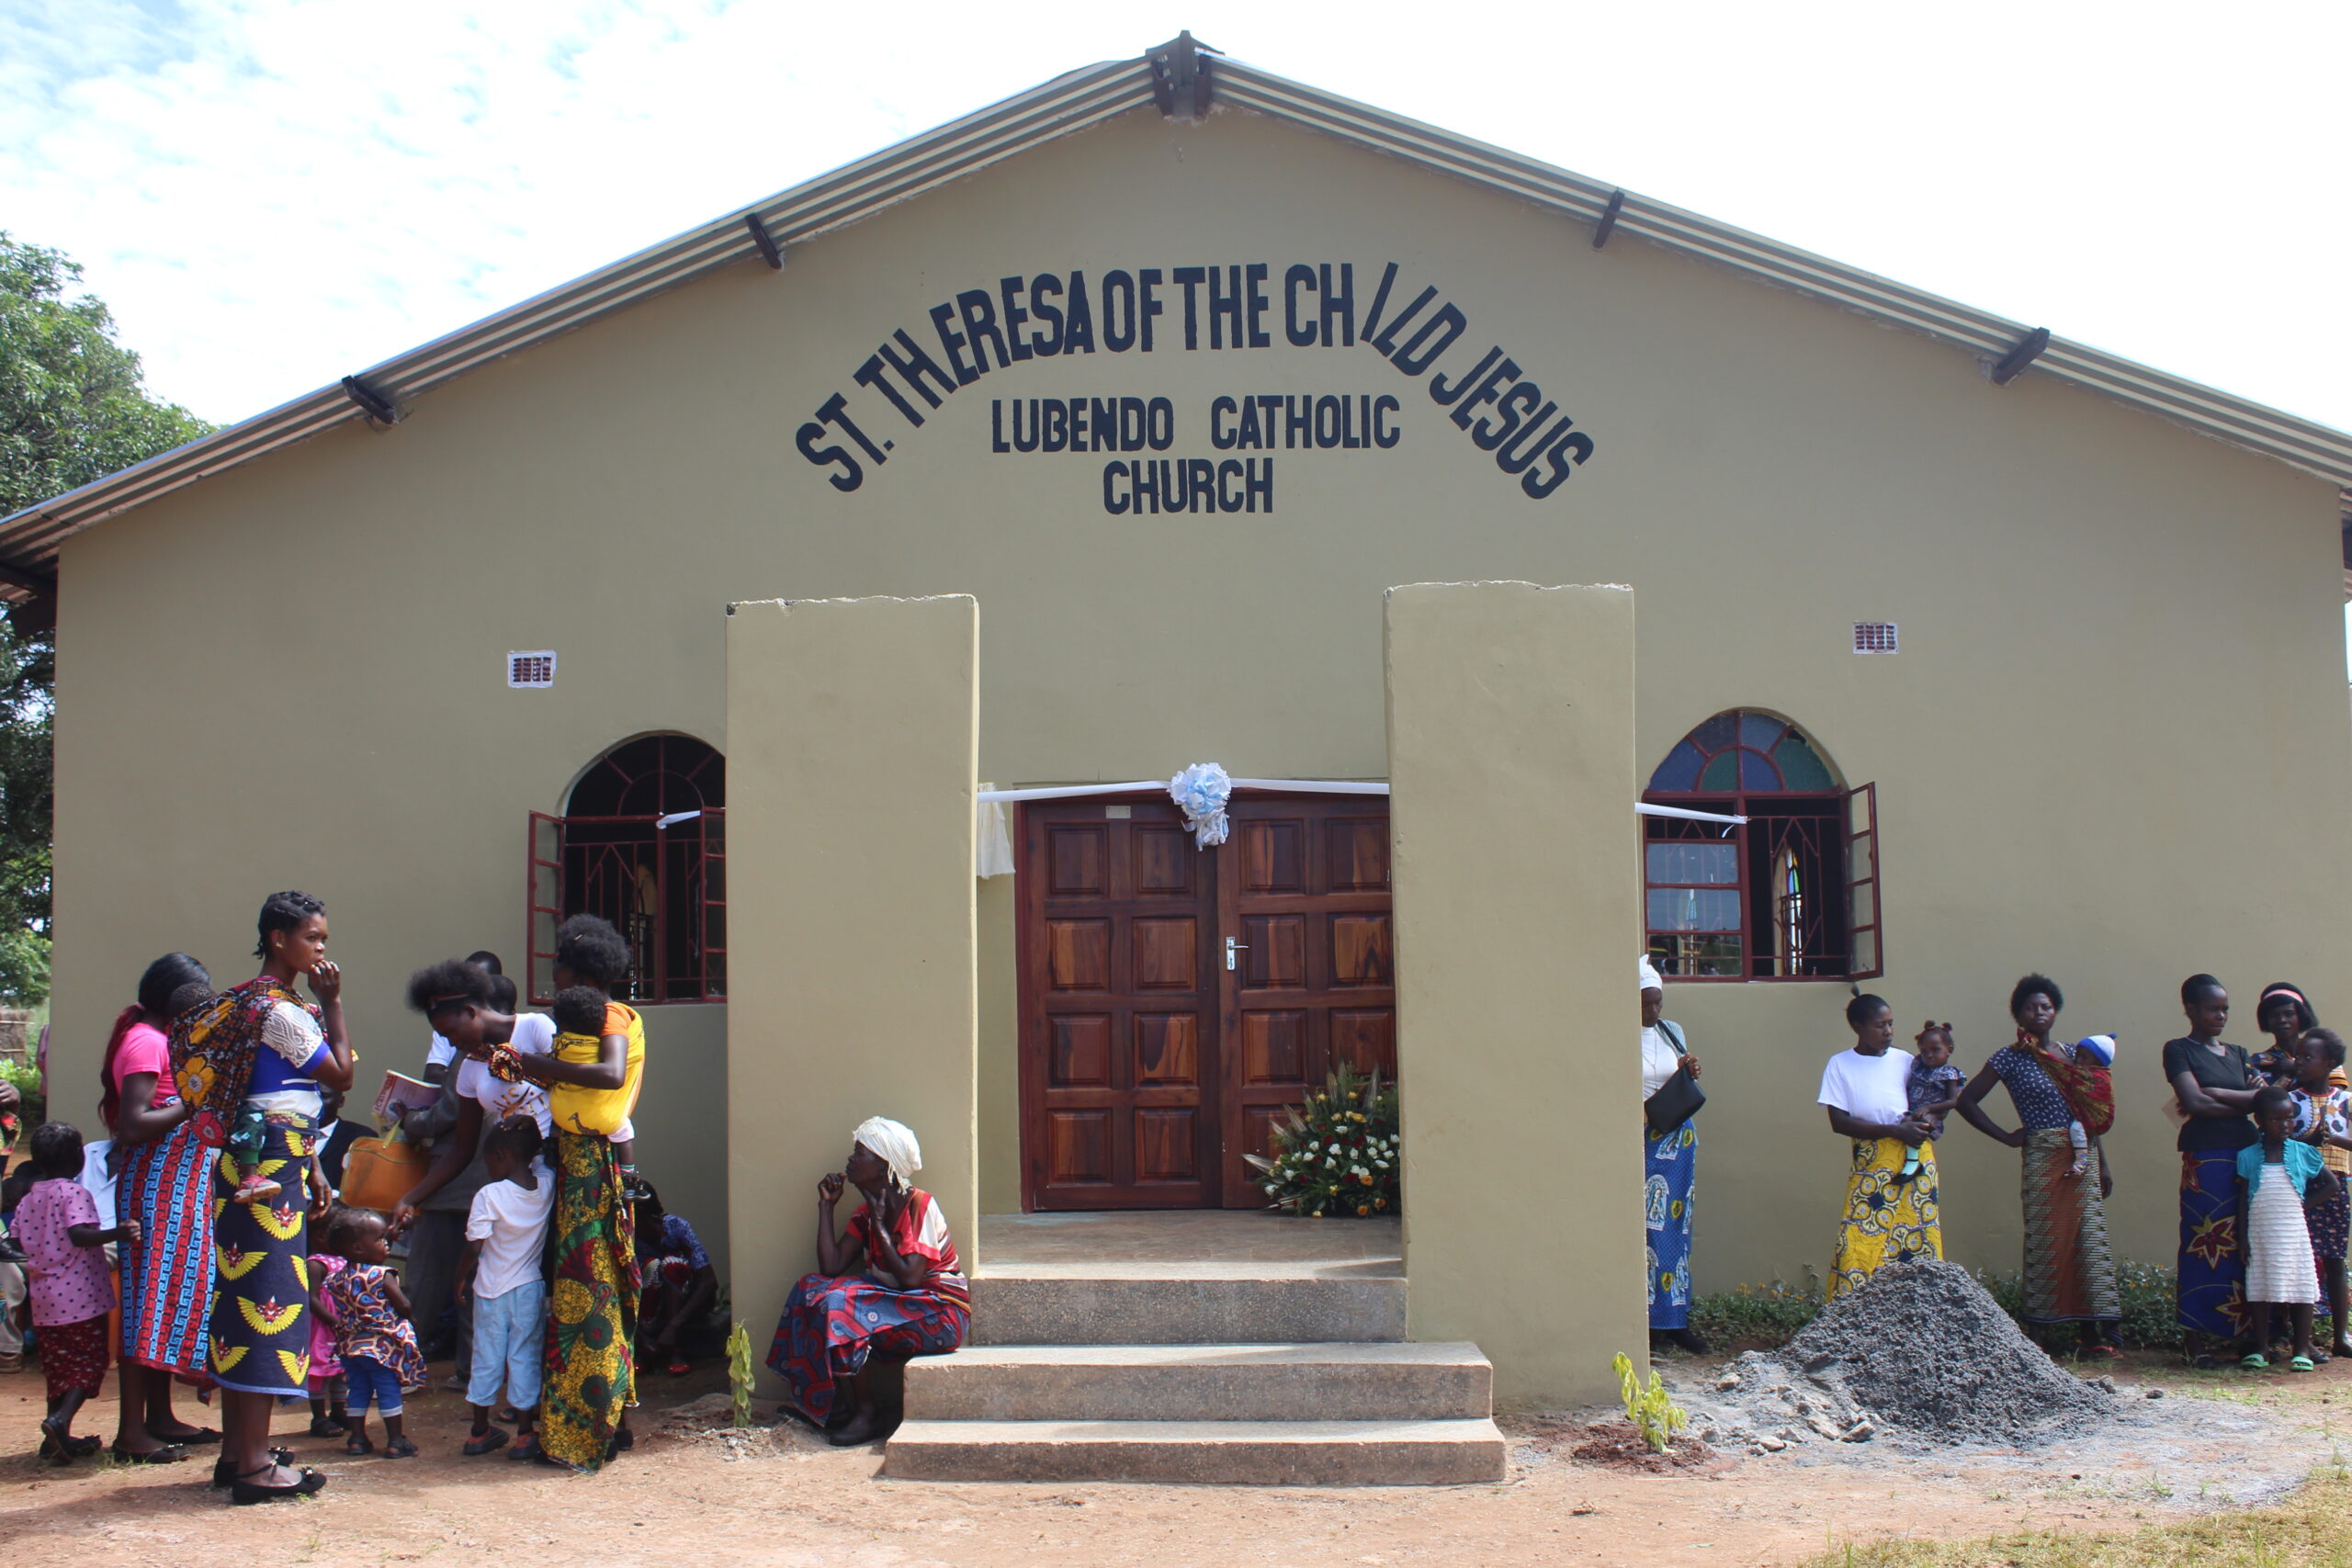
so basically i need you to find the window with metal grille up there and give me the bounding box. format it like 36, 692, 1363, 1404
528, 733, 727, 1004
1851, 622, 1898, 654
1642, 710, 1881, 980
508, 650, 558, 687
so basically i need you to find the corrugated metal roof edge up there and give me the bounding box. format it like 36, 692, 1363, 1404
6, 46, 2349, 595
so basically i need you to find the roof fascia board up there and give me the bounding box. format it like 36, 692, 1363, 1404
6, 51, 2348, 585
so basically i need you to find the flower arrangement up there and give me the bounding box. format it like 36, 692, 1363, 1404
1243, 1062, 1399, 1218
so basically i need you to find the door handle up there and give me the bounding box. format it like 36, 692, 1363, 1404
1225, 937, 1249, 971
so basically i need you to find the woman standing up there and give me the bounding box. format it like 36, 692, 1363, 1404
1955, 974, 2121, 1357
102, 952, 215, 1461
1640, 957, 1707, 1353
2253, 982, 2319, 1086
2165, 973, 2260, 1366
180, 892, 353, 1501
1817, 993, 1940, 1296
397, 917, 643, 1472
769, 1117, 969, 1446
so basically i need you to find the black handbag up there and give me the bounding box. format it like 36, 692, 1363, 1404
1644, 1019, 1707, 1134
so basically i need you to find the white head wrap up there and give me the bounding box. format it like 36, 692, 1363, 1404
852, 1116, 923, 1190
1639, 955, 1664, 993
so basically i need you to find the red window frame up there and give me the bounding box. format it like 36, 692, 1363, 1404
526, 808, 729, 1005
1641, 783, 1883, 983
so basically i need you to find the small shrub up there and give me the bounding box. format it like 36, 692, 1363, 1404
725, 1322, 755, 1428
1689, 1276, 1824, 1349
1244, 1063, 1399, 1218
1974, 1260, 2184, 1351
1612, 1351, 1689, 1452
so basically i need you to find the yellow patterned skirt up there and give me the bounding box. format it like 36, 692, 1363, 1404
1828, 1136, 1942, 1298
539, 1131, 640, 1471
207, 1113, 315, 1394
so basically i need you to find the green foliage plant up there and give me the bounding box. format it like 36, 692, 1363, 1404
1243, 1062, 1399, 1217
726, 1322, 754, 1428
1611, 1351, 1689, 1453
0, 1057, 40, 1149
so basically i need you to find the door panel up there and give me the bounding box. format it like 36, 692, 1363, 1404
1217, 795, 1396, 1207
1019, 798, 1221, 1209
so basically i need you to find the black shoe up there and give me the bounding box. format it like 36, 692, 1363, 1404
211, 1448, 294, 1489
1668, 1327, 1713, 1355
230, 1464, 327, 1505
108, 1441, 191, 1465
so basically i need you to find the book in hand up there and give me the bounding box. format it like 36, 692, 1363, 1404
373, 1069, 440, 1129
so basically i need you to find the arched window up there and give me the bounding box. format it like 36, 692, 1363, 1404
1642, 711, 1880, 981
527, 734, 727, 1004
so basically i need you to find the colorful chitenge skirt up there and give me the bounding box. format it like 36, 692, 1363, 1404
2305, 1169, 2349, 1278
1645, 1118, 1698, 1329
768, 1274, 971, 1427
1828, 1136, 1941, 1298
208, 1113, 315, 1396
118, 1120, 220, 1375
2019, 1127, 2120, 1325
541, 1132, 639, 1472
2178, 1147, 2249, 1340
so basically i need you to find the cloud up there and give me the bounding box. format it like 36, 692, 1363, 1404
3, 0, 2348, 440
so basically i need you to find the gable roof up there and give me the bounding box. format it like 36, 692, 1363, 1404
6, 41, 2349, 598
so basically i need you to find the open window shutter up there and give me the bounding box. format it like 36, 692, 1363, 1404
695, 807, 729, 1001
1843, 783, 1883, 979
527, 811, 565, 1006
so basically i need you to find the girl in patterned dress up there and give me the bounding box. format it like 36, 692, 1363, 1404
2289, 1029, 2352, 1358
770, 1117, 969, 1445
320, 1208, 426, 1454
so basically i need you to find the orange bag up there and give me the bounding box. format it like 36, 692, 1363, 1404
337, 1135, 429, 1213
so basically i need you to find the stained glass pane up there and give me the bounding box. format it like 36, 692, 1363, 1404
1740, 748, 1779, 791
1690, 712, 1737, 754
1646, 841, 1738, 885
1772, 733, 1835, 791
1647, 888, 1741, 932
1648, 739, 1703, 792
1737, 712, 1786, 750
1698, 751, 1741, 792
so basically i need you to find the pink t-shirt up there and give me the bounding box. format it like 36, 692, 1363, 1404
112, 1020, 178, 1109
15, 1178, 114, 1325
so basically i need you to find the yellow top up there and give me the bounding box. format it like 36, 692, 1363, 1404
549, 999, 646, 1139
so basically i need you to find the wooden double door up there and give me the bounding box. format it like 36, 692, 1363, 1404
1017, 794, 1396, 1210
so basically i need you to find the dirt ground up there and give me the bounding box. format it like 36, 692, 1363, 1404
3, 1350, 2345, 1566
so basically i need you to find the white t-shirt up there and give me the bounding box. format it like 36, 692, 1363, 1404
465, 1172, 556, 1300
452, 1012, 634, 1143
1816, 1046, 1916, 1125
1641, 1022, 1685, 1099
425, 1029, 456, 1071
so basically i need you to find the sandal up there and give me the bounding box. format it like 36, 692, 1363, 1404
345, 1433, 375, 1456
307, 1416, 346, 1438
665, 1359, 691, 1378
230, 1462, 327, 1506
2291, 1356, 2318, 1372
507, 1436, 545, 1463
211, 1448, 295, 1489
108, 1441, 191, 1465
2241, 1353, 2272, 1371
383, 1436, 418, 1459
463, 1427, 510, 1457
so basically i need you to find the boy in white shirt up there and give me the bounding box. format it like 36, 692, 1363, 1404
458, 1115, 555, 1460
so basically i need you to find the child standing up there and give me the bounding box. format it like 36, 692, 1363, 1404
320, 1210, 427, 1455
1901, 1024, 1966, 1179
15, 1122, 140, 1463
459, 1115, 553, 1459
2239, 1085, 2329, 1371
2290, 1028, 2352, 1359
306, 1207, 350, 1436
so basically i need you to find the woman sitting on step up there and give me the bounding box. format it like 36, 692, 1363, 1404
769, 1117, 969, 1446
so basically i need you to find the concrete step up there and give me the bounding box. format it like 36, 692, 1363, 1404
903, 1342, 1492, 1422
883, 1417, 1507, 1486
968, 1272, 1407, 1346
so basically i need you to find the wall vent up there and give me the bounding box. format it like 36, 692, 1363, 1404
507, 650, 557, 688
1851, 622, 1898, 654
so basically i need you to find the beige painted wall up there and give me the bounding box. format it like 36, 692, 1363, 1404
1387, 581, 1645, 1406
44, 101, 2352, 1303
722, 596, 977, 1388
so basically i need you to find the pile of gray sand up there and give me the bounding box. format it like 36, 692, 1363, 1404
1668, 1259, 2122, 1453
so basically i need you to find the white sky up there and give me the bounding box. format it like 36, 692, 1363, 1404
5, 0, 2348, 656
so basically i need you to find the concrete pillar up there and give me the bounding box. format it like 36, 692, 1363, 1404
1384, 581, 1645, 1409
724, 595, 978, 1390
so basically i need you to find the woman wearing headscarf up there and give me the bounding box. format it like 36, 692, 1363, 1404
769, 1117, 969, 1446
1640, 957, 1707, 1353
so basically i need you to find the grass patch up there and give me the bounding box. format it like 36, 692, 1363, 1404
1797, 1465, 2352, 1566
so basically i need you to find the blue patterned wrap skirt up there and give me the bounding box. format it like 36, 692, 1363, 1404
1645, 1119, 1699, 1329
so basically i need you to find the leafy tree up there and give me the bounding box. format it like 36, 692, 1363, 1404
0, 234, 212, 1003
